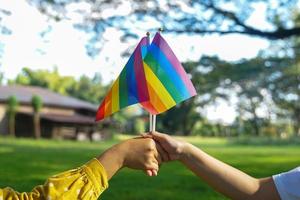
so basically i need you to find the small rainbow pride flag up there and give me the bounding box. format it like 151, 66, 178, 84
96, 32, 196, 121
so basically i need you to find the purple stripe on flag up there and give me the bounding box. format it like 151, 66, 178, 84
152, 33, 197, 96
134, 37, 149, 102
139, 36, 149, 46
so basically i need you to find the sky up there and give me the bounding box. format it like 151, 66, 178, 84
0, 0, 272, 124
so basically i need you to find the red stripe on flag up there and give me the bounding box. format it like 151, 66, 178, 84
141, 101, 158, 114
95, 100, 105, 121
134, 38, 149, 103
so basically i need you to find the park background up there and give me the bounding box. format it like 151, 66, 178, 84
0, 0, 300, 199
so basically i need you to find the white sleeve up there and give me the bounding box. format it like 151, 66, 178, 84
273, 167, 300, 200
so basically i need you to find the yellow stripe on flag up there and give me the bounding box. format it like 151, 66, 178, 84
111, 78, 119, 113
147, 83, 167, 113
143, 62, 176, 109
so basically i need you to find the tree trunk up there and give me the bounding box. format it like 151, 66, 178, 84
250, 99, 260, 136
33, 113, 41, 139
182, 112, 189, 136
8, 114, 15, 137
294, 124, 300, 136
293, 112, 300, 136
294, 121, 300, 136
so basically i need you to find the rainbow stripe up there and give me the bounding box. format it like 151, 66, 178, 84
96, 33, 197, 121
96, 37, 149, 120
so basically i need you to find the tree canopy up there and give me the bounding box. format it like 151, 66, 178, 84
0, 72, 3, 85
21, 0, 300, 56
31, 95, 43, 113
1, 0, 299, 136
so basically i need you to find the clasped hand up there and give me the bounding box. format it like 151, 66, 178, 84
97, 132, 184, 180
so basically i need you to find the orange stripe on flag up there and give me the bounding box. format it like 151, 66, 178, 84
147, 83, 167, 113
104, 89, 112, 117
143, 62, 176, 111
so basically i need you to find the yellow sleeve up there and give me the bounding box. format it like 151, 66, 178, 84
0, 158, 109, 200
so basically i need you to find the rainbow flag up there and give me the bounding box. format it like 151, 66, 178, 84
96, 32, 196, 121
141, 32, 197, 114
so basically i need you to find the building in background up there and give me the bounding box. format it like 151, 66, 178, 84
0, 85, 108, 140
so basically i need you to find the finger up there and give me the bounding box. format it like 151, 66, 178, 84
145, 162, 159, 172
133, 136, 144, 139
152, 169, 158, 176
145, 169, 153, 176
140, 133, 148, 137
149, 163, 159, 176
151, 158, 160, 168
155, 142, 169, 162
141, 133, 153, 139
140, 133, 146, 137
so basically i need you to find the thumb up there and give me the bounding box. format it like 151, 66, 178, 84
150, 131, 167, 142
140, 133, 153, 139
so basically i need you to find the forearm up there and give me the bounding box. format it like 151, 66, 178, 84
180, 143, 279, 200
97, 138, 160, 180
97, 143, 124, 180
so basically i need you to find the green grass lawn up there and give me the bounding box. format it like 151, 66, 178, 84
1, 135, 300, 200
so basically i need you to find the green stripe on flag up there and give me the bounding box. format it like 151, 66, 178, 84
144, 53, 182, 103
119, 69, 128, 108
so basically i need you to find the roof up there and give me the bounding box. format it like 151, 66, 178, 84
0, 85, 98, 112
40, 114, 95, 125
18, 112, 96, 125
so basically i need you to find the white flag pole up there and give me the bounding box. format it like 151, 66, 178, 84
152, 114, 156, 132
149, 113, 156, 133
149, 113, 153, 132
146, 31, 153, 134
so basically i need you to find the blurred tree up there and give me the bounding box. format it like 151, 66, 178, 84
27, 0, 300, 56
260, 20, 300, 136
268, 63, 300, 135
201, 55, 299, 136
67, 73, 106, 104
10, 68, 106, 104
225, 58, 269, 136
200, 56, 259, 135
158, 59, 224, 135
0, 8, 12, 35
31, 95, 43, 139
7, 96, 18, 137
181, 55, 295, 136
12, 67, 75, 95
159, 100, 200, 135
0, 72, 3, 85
132, 117, 145, 134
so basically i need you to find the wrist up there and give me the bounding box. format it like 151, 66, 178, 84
110, 143, 126, 169
178, 142, 193, 162
97, 143, 125, 180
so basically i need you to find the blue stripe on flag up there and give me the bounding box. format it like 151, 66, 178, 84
149, 44, 190, 99
126, 55, 139, 105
